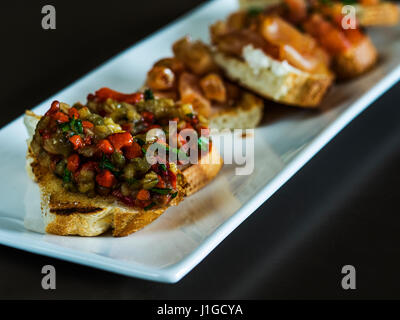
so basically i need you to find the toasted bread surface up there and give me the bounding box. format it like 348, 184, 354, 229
209, 92, 264, 129
182, 142, 224, 196
214, 51, 333, 108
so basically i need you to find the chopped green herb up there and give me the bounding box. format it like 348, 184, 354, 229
151, 187, 172, 195
63, 168, 72, 183
60, 122, 71, 132
144, 89, 154, 101
99, 155, 121, 176
159, 163, 167, 171
135, 138, 145, 146
70, 118, 83, 134
171, 192, 178, 199
198, 136, 209, 152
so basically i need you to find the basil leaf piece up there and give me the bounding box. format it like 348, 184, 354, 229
151, 187, 172, 195
63, 168, 72, 183
171, 192, 178, 199
144, 89, 154, 101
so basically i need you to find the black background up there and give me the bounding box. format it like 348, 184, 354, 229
1, 0, 400, 299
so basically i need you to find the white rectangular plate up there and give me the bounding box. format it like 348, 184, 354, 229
0, 0, 399, 283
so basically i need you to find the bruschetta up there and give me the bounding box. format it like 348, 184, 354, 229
24, 89, 223, 237
210, 12, 334, 107
145, 37, 265, 129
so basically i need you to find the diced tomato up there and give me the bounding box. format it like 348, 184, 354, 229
124, 142, 142, 159
96, 170, 116, 188
82, 120, 94, 129
45, 100, 60, 116
142, 111, 155, 123
97, 139, 114, 154
94, 87, 143, 104
168, 170, 177, 189
69, 135, 84, 150
67, 154, 80, 172
52, 112, 69, 123
68, 107, 79, 119
108, 132, 133, 152
137, 189, 151, 201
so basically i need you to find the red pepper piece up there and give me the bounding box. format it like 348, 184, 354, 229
94, 87, 144, 104
67, 154, 80, 172
168, 170, 177, 189
96, 170, 116, 188
124, 142, 142, 159
137, 189, 150, 201
53, 112, 69, 123
68, 107, 79, 119
45, 100, 60, 116
82, 121, 94, 129
108, 132, 133, 152
97, 139, 114, 154
69, 135, 84, 150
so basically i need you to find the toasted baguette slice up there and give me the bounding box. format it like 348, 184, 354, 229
209, 92, 264, 130
213, 46, 334, 108
333, 36, 378, 79
355, 3, 399, 26
24, 112, 223, 237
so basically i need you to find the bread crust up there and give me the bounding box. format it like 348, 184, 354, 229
333, 36, 378, 79
182, 142, 224, 196
209, 92, 264, 129
214, 51, 334, 108
24, 112, 222, 237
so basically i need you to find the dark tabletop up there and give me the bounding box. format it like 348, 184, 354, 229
1, 0, 400, 299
